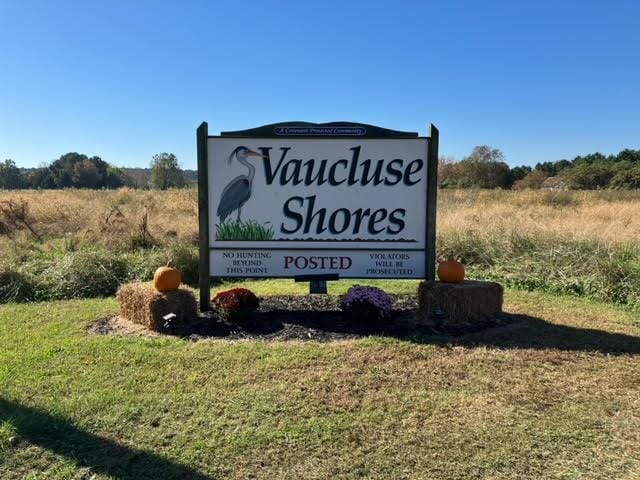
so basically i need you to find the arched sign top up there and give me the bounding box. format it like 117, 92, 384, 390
220, 121, 420, 139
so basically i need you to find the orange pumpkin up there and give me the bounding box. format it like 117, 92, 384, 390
437, 260, 465, 283
153, 266, 182, 292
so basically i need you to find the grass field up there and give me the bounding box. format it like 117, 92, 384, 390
1, 188, 640, 307
3, 188, 640, 246
1, 189, 640, 477
1, 280, 640, 479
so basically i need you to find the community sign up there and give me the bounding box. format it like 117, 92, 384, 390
197, 122, 438, 291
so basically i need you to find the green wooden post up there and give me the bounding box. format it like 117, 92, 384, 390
197, 122, 211, 311
425, 124, 439, 281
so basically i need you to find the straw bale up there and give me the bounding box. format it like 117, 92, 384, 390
417, 280, 503, 324
117, 282, 197, 331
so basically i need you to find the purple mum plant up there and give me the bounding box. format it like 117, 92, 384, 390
340, 285, 393, 322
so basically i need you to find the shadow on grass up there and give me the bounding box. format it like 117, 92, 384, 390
427, 312, 640, 355
185, 308, 640, 355
283, 311, 640, 355
0, 398, 214, 480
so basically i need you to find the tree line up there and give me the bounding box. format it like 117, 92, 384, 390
439, 146, 640, 190
2, 146, 640, 190
0, 152, 192, 190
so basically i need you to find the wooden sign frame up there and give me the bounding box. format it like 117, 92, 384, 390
197, 121, 438, 311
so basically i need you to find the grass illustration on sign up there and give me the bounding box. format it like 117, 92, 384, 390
215, 220, 274, 241
215, 146, 273, 241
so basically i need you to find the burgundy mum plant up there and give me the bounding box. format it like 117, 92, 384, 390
340, 285, 393, 322
212, 288, 259, 321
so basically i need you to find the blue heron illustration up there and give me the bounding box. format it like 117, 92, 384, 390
217, 146, 264, 223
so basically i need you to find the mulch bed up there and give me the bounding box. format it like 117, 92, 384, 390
88, 294, 515, 342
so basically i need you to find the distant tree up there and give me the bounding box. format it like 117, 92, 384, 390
438, 156, 462, 188
555, 159, 571, 171
118, 168, 149, 188
616, 149, 640, 164
47, 152, 115, 189
508, 165, 532, 186
466, 145, 504, 164
436, 146, 512, 188
105, 167, 125, 189
440, 146, 640, 191
562, 162, 616, 189
610, 165, 640, 190
28, 166, 56, 189
456, 146, 511, 188
535, 161, 553, 176
534, 159, 571, 176
0, 160, 26, 189
49, 153, 78, 187
512, 169, 548, 190
572, 152, 609, 166
150, 153, 185, 190
72, 159, 103, 189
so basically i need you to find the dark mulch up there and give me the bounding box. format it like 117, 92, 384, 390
89, 294, 515, 342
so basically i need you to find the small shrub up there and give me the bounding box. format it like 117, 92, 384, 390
212, 288, 259, 322
40, 250, 128, 299
120, 241, 199, 286
540, 191, 579, 208
0, 199, 42, 242
164, 241, 199, 285
438, 230, 497, 266
0, 270, 37, 303
120, 249, 166, 283
340, 285, 393, 323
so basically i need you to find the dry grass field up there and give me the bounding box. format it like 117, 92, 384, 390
2, 188, 640, 247
439, 189, 640, 245
0, 188, 199, 249
1, 188, 639, 306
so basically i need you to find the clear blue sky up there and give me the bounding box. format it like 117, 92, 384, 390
1, 0, 639, 169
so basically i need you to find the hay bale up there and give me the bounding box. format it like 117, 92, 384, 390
116, 282, 197, 331
417, 280, 503, 325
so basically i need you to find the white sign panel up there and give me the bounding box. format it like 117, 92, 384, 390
208, 137, 428, 278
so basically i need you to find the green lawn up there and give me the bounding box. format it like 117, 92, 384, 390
1, 281, 640, 479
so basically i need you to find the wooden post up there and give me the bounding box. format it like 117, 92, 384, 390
197, 122, 211, 311
309, 280, 327, 294
425, 124, 439, 281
